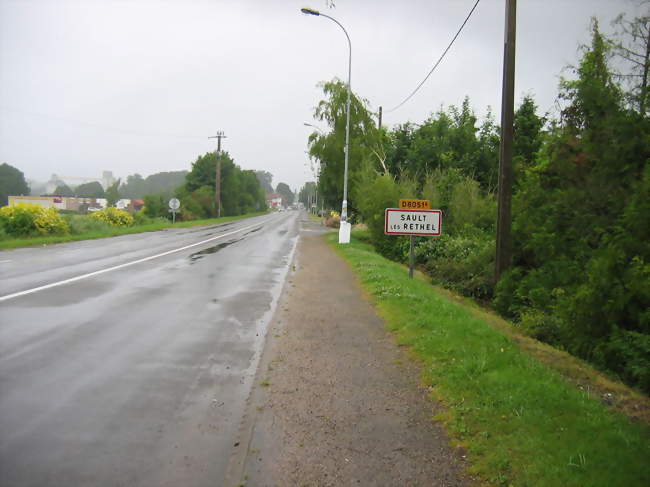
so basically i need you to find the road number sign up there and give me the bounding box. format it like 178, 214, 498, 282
385, 209, 442, 236
169, 198, 180, 210
399, 199, 430, 210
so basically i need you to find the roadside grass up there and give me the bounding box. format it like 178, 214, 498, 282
0, 211, 268, 250
307, 213, 323, 223
327, 232, 650, 487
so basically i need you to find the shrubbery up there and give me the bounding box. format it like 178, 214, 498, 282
420, 232, 495, 300
64, 214, 111, 234
354, 165, 496, 300
354, 169, 417, 262
325, 211, 340, 228
0, 203, 69, 237
89, 207, 134, 227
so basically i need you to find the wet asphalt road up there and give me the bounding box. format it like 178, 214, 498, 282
0, 211, 300, 487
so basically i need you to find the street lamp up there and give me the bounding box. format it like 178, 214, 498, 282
303, 122, 325, 134
300, 6, 352, 244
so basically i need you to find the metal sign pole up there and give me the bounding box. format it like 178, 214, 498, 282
168, 198, 180, 224
384, 203, 441, 280
409, 235, 415, 279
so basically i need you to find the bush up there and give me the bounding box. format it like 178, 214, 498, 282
354, 168, 417, 261
143, 194, 169, 219
325, 210, 340, 228
421, 232, 495, 300
517, 310, 564, 346
65, 214, 111, 234
89, 207, 134, 227
596, 327, 650, 392
179, 185, 215, 220
0, 203, 69, 237
325, 216, 340, 228
449, 178, 496, 232
133, 210, 155, 226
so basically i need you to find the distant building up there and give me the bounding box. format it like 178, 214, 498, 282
266, 193, 283, 209
9, 196, 107, 212
44, 170, 116, 194
8, 196, 66, 210
115, 199, 130, 210
101, 171, 116, 189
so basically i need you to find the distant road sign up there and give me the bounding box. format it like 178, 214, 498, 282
169, 198, 180, 210
399, 199, 430, 210
385, 209, 442, 236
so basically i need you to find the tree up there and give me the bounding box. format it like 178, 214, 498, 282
610, 9, 650, 115
299, 182, 317, 207
120, 171, 187, 199
181, 151, 266, 218
0, 163, 30, 206
307, 79, 380, 212
496, 19, 650, 390
75, 181, 105, 198
254, 171, 274, 194
275, 182, 294, 207
143, 194, 168, 219
119, 174, 146, 199
105, 180, 121, 207
513, 95, 545, 188
391, 99, 500, 190
53, 183, 74, 197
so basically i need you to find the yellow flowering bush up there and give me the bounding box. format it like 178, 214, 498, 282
0, 203, 69, 237
89, 207, 134, 227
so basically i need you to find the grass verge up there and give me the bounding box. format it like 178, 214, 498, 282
0, 211, 268, 250
327, 232, 650, 487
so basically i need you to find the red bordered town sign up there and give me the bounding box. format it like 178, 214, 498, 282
384, 208, 442, 236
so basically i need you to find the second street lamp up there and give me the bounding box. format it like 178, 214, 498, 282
303, 122, 325, 135
301, 6, 352, 244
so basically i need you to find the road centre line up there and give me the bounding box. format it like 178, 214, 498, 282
0, 218, 271, 303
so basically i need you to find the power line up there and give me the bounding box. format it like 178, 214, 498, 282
386, 0, 481, 113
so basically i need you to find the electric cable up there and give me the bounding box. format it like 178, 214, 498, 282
387, 0, 481, 113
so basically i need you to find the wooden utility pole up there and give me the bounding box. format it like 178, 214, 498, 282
208, 131, 226, 218
495, 0, 516, 282
378, 106, 383, 129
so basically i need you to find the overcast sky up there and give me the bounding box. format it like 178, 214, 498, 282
0, 0, 644, 193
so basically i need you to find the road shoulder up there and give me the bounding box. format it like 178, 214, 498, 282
227, 219, 468, 486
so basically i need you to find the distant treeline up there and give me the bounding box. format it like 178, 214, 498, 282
119, 171, 188, 199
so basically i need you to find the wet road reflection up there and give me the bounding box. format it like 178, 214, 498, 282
0, 211, 300, 487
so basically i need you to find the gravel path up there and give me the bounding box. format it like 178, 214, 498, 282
226, 219, 469, 486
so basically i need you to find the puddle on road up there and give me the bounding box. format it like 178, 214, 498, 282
243, 227, 262, 237
189, 238, 243, 264
176, 222, 237, 235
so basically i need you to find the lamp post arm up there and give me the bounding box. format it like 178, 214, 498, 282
318, 13, 351, 66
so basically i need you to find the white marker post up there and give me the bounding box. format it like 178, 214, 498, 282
385, 204, 442, 278
169, 198, 180, 224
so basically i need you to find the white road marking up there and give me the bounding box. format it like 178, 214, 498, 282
0, 219, 270, 303
0, 260, 12, 264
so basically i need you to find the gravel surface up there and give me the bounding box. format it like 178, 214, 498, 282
226, 219, 469, 486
